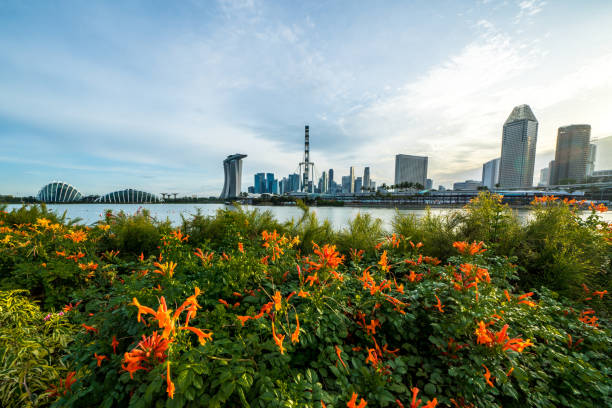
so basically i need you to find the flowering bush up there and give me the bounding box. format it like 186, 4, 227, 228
0, 203, 610, 407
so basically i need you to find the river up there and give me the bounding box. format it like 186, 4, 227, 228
4, 203, 611, 231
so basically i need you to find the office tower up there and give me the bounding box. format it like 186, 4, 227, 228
395, 154, 428, 186
499, 104, 538, 188
220, 154, 247, 199
363, 167, 371, 191
425, 179, 433, 190
587, 144, 597, 177
272, 179, 278, 194
286, 173, 299, 192
247, 186, 254, 194
328, 169, 334, 191
349, 167, 356, 193
321, 171, 328, 193
254, 173, 265, 194
539, 168, 549, 186
264, 173, 274, 194
341, 176, 351, 193
355, 177, 362, 193
550, 124, 591, 185
370, 181, 376, 191
482, 158, 501, 189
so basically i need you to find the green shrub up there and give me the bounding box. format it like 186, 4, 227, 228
0, 290, 76, 408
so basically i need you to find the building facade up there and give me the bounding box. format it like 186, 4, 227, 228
587, 144, 597, 177
220, 154, 247, 199
363, 167, 371, 191
395, 154, 428, 187
498, 105, 538, 188
349, 167, 356, 193
550, 124, 591, 185
453, 180, 483, 191
37, 181, 82, 203
538, 167, 550, 186
481, 158, 500, 189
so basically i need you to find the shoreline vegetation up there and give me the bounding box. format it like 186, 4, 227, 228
0, 193, 610, 407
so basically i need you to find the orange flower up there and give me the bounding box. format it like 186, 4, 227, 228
407, 270, 423, 282
170, 229, 189, 242
271, 322, 285, 354
347, 392, 367, 408
47, 371, 77, 397
238, 242, 244, 253
291, 314, 300, 344
64, 230, 88, 243
273, 291, 282, 311
335, 345, 347, 370
305, 273, 319, 287
130, 298, 156, 323
378, 250, 390, 272
237, 315, 251, 326
506, 367, 514, 377
139, 252, 144, 262
365, 319, 380, 335
475, 321, 493, 344
82, 324, 98, 334
453, 241, 486, 255
434, 295, 445, 313
482, 364, 494, 387
592, 290, 608, 299
112, 336, 119, 354
311, 242, 345, 270
122, 332, 170, 378
298, 289, 310, 298
94, 353, 107, 367
218, 299, 229, 307
180, 326, 213, 346
153, 261, 177, 278
166, 361, 175, 399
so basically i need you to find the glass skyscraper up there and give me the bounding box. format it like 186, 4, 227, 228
550, 124, 591, 185
394, 154, 428, 186
499, 105, 538, 188
481, 158, 500, 189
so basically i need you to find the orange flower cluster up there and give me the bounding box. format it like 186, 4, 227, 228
531, 195, 559, 204
261, 230, 299, 261
578, 309, 599, 328
452, 263, 490, 300
347, 392, 367, 408
589, 202, 608, 213
63, 230, 88, 243
153, 261, 177, 278
378, 250, 390, 272
122, 331, 171, 378
395, 387, 438, 408
474, 321, 534, 352
271, 321, 286, 354
452, 241, 486, 255
311, 242, 345, 271
503, 290, 537, 307
170, 229, 189, 242
194, 248, 214, 264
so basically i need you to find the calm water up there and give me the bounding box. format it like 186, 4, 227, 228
5, 203, 611, 231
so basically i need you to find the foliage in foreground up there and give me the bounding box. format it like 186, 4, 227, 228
0, 198, 610, 407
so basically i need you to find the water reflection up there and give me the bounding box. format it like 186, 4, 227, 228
5, 203, 610, 231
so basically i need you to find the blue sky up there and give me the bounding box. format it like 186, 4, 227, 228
1, 0, 612, 196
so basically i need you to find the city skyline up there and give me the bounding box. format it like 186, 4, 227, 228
2, 1, 612, 196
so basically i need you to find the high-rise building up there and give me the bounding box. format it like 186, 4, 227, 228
355, 177, 363, 193
587, 144, 597, 177
321, 171, 328, 194
482, 158, 500, 189
538, 168, 549, 186
220, 154, 247, 199
349, 167, 356, 193
287, 173, 300, 192
499, 104, 538, 188
550, 124, 591, 185
395, 154, 428, 187
363, 167, 371, 191
341, 176, 351, 193
265, 173, 275, 194
254, 173, 265, 194
328, 169, 334, 192
425, 179, 433, 190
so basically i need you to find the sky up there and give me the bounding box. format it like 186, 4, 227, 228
1, 0, 612, 197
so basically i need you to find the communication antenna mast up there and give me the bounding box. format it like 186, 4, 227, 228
299, 125, 315, 193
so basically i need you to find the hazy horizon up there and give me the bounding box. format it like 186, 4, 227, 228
2, 0, 612, 196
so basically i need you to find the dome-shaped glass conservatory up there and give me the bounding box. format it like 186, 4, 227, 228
95, 189, 161, 204
37, 181, 83, 203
